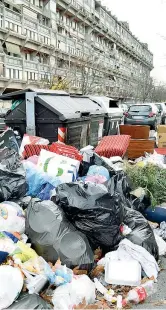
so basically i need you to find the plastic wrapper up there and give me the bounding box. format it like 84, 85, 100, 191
0, 148, 27, 202
56, 182, 124, 252
123, 207, 159, 260
26, 199, 94, 269
7, 293, 52, 309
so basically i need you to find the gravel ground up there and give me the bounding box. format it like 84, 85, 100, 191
134, 257, 166, 309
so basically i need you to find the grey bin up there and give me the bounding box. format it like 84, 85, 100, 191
89, 96, 124, 136
71, 95, 105, 146
0, 88, 93, 149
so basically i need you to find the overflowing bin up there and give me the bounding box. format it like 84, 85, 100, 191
1, 89, 103, 149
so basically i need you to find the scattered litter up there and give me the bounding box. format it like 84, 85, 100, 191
105, 259, 141, 286
52, 275, 96, 310
0, 124, 165, 309
122, 280, 156, 306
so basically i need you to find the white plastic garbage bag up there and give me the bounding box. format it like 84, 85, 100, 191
52, 275, 96, 310
0, 201, 25, 234
0, 265, 23, 309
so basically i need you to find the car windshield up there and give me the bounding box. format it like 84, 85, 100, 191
129, 105, 151, 112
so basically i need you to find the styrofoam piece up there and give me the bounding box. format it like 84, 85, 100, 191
105, 259, 141, 286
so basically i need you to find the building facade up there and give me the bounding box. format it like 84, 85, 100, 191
0, 0, 153, 98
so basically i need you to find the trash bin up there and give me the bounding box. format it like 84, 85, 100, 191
89, 96, 123, 136
71, 95, 105, 146
1, 89, 91, 149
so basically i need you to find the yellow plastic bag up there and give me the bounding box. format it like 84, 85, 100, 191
13, 241, 38, 263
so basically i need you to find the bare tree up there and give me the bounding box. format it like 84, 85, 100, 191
150, 83, 166, 102
134, 73, 155, 102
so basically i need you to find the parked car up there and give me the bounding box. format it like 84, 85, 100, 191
155, 103, 166, 124
124, 103, 161, 130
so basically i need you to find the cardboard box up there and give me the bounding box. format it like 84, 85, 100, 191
158, 125, 166, 134
158, 132, 166, 148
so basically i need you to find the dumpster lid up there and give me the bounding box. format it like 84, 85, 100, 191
0, 88, 68, 100
36, 94, 83, 120
89, 96, 123, 118
71, 95, 105, 115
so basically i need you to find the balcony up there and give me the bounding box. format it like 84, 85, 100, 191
24, 60, 38, 70
0, 55, 52, 81
0, 6, 52, 46
6, 55, 23, 67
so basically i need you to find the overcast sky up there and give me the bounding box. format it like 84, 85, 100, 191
102, 0, 166, 84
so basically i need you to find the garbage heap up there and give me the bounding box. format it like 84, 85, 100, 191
0, 129, 166, 309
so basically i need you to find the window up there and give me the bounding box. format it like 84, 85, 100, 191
129, 105, 151, 113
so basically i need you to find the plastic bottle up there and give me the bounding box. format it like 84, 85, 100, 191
122, 280, 156, 306
94, 278, 116, 303
94, 278, 108, 295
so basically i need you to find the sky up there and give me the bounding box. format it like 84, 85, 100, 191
102, 0, 166, 84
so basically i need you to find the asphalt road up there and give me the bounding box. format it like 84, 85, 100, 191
134, 257, 166, 309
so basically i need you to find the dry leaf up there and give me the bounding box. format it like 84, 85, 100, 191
73, 266, 88, 275
141, 276, 155, 284
91, 265, 104, 278
94, 248, 102, 261
74, 299, 103, 309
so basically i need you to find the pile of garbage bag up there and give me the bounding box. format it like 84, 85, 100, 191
0, 129, 166, 309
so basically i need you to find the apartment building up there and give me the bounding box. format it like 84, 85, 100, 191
0, 0, 153, 98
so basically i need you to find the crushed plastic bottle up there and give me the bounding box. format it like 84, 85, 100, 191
122, 280, 156, 306
94, 278, 116, 303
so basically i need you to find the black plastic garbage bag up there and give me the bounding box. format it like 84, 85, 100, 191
0, 148, 27, 202
55, 182, 124, 252
107, 173, 150, 213
7, 293, 52, 309
123, 207, 159, 260
0, 128, 19, 153
26, 199, 94, 269
107, 171, 131, 198
130, 192, 151, 213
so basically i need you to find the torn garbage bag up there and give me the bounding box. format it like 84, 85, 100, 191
0, 148, 27, 202
7, 293, 52, 309
123, 207, 159, 260
55, 182, 124, 251
26, 199, 94, 269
